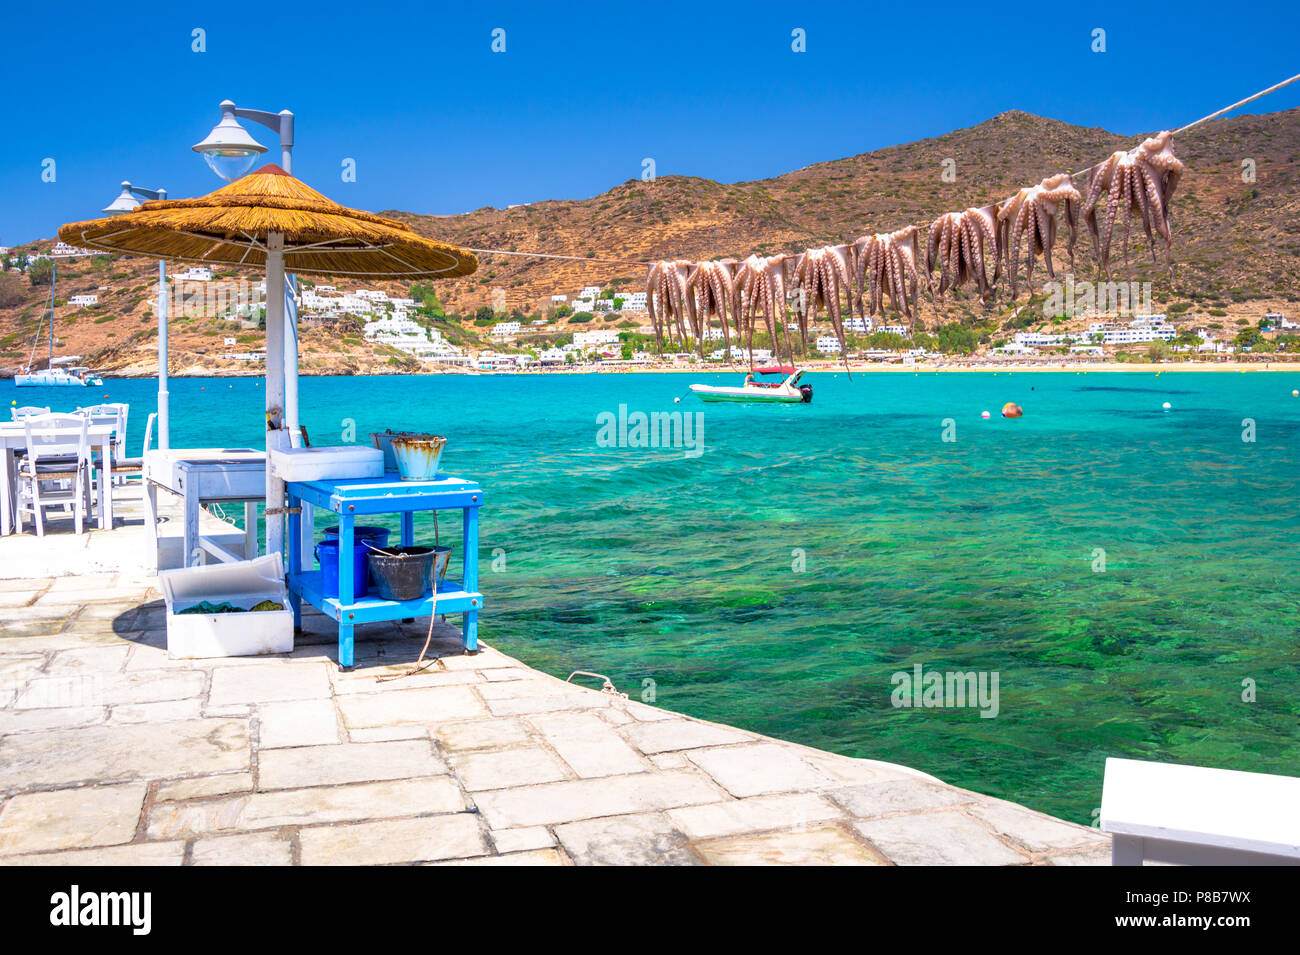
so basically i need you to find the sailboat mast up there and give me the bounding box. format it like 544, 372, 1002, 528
48, 260, 56, 369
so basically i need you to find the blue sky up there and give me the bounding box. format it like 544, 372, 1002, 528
3, 0, 1298, 244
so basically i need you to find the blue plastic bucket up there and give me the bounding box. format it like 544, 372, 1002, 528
322, 526, 389, 592
322, 525, 391, 548
315, 539, 370, 599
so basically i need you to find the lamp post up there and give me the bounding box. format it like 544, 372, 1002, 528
194, 101, 301, 561
104, 181, 170, 453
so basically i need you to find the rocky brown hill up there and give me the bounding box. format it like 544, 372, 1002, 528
4, 107, 1297, 375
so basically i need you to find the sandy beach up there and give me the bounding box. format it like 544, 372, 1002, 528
94, 358, 1300, 379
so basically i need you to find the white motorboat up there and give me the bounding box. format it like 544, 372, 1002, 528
689, 365, 812, 403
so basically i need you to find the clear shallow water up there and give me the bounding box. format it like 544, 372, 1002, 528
6, 370, 1299, 822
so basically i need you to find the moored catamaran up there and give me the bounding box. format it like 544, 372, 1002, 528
14, 260, 103, 387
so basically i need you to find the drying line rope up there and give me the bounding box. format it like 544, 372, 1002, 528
1174, 71, 1300, 135
931, 71, 1300, 232
464, 247, 651, 266
459, 71, 1300, 267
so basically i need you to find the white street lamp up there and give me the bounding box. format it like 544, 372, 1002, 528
195, 99, 302, 561
104, 181, 170, 453
192, 99, 291, 177
103, 180, 166, 213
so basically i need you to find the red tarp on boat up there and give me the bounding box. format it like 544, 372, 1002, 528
753, 365, 796, 375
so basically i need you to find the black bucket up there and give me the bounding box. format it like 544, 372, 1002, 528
367, 546, 435, 601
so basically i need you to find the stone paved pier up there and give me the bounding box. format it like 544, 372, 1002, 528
0, 495, 1110, 865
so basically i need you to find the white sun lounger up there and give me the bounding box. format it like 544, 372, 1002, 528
1101, 757, 1300, 865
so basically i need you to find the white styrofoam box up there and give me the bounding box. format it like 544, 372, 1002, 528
269, 445, 383, 482
159, 553, 293, 659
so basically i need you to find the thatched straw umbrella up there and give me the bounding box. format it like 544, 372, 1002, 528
60, 164, 476, 558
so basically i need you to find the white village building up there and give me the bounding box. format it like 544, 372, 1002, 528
363, 316, 468, 364
1087, 315, 1177, 346
573, 329, 620, 348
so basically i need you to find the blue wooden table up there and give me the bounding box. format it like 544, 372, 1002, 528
285, 474, 484, 667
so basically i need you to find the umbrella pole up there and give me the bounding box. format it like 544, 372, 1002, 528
157, 260, 169, 452
264, 233, 288, 557
284, 273, 300, 446
284, 273, 313, 570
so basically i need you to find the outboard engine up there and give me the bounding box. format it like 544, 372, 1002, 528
799, 384, 813, 403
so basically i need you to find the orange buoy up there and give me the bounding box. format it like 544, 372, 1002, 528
1001, 402, 1023, 418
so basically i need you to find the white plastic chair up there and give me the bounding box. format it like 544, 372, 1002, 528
11, 406, 50, 421
80, 403, 130, 465
16, 413, 92, 537
139, 412, 158, 560
79, 403, 131, 485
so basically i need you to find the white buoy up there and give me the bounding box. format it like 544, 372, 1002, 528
981, 410, 991, 419
673, 397, 681, 404
1162, 401, 1172, 411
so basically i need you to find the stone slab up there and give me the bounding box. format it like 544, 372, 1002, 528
829, 778, 978, 818
527, 711, 646, 777
257, 699, 342, 748
0, 783, 147, 855
687, 743, 834, 798
257, 741, 446, 790
0, 841, 185, 866
147, 777, 466, 838
430, 717, 531, 751
208, 663, 331, 706
555, 812, 699, 865
854, 811, 1029, 865
155, 773, 254, 802
623, 719, 752, 754
695, 826, 888, 866
337, 685, 487, 729
475, 770, 722, 829
667, 793, 845, 841
0, 719, 250, 789
490, 826, 556, 854
448, 745, 570, 791
298, 813, 487, 865
965, 798, 1106, 852
192, 831, 294, 866
433, 848, 564, 866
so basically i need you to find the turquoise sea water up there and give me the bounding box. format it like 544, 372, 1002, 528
6, 370, 1299, 822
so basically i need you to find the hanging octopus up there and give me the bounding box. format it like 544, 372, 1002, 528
686, 259, 738, 359
852, 227, 925, 330
645, 259, 695, 350
790, 244, 852, 356
1081, 130, 1184, 275
926, 205, 1001, 302
733, 253, 796, 364
996, 172, 1080, 297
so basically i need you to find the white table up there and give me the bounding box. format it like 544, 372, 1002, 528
145, 448, 266, 567
0, 422, 116, 535
1101, 757, 1300, 865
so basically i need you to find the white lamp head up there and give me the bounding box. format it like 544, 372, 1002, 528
193, 100, 268, 181
103, 181, 142, 214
